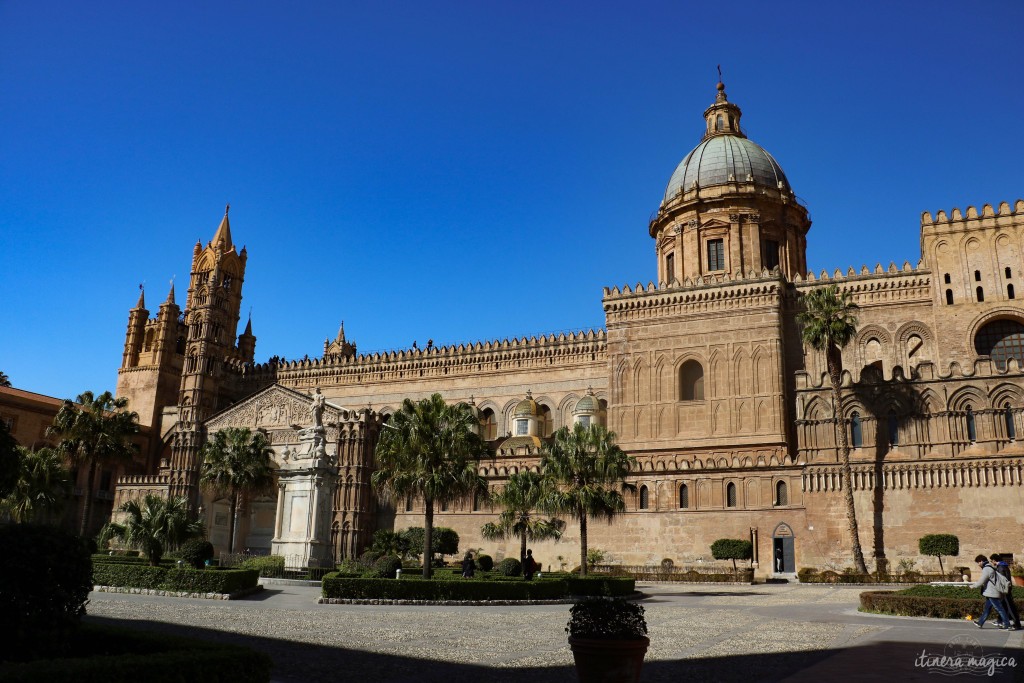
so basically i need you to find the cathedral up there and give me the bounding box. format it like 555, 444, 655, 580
112, 81, 1024, 577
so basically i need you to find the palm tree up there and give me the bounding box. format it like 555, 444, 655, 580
798, 284, 868, 573
100, 494, 202, 565
481, 470, 565, 566
0, 370, 11, 387
371, 393, 489, 578
541, 422, 636, 576
48, 391, 140, 537
1, 446, 71, 523
199, 427, 276, 554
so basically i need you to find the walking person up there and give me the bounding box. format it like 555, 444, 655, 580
461, 551, 476, 578
971, 554, 1014, 629
523, 549, 538, 581
991, 554, 1021, 630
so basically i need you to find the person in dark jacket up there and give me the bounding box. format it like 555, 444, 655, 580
972, 554, 1014, 629
524, 549, 538, 580
461, 551, 476, 578
991, 554, 1021, 630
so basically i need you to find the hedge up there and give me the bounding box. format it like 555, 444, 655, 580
0, 623, 272, 682
565, 576, 636, 596
860, 589, 1024, 619
798, 568, 955, 584
92, 564, 259, 594
322, 575, 568, 601
91, 554, 174, 567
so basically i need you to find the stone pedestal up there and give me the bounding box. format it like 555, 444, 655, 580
271, 444, 337, 569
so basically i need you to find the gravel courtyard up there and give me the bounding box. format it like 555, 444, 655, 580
85, 583, 1022, 682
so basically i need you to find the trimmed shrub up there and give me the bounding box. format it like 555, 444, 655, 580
710, 538, 753, 571
860, 587, 1023, 619
321, 575, 567, 601
797, 567, 818, 582
0, 525, 93, 662
370, 555, 403, 579
0, 622, 272, 682
497, 557, 522, 577
175, 539, 215, 569
92, 553, 173, 566
92, 564, 259, 594
238, 555, 285, 578
565, 576, 635, 597
918, 534, 959, 574
93, 563, 167, 589
476, 554, 494, 571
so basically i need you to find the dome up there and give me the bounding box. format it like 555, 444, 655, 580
575, 395, 598, 412
663, 135, 789, 202
514, 397, 539, 417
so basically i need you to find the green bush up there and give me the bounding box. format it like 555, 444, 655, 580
175, 539, 215, 569
92, 553, 166, 566
860, 587, 1022, 619
321, 575, 567, 601
238, 555, 285, 577
918, 534, 960, 574
497, 557, 522, 576
797, 567, 818, 582
565, 576, 635, 596
0, 622, 272, 682
370, 555, 403, 579
476, 554, 494, 571
92, 564, 258, 594
0, 525, 93, 662
710, 538, 753, 571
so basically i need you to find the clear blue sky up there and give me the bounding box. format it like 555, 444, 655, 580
2, 2, 1023, 400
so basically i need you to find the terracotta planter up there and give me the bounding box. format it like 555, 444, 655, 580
568, 636, 649, 683
1013, 575, 1024, 587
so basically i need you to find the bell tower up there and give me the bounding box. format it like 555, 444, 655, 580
168, 205, 250, 505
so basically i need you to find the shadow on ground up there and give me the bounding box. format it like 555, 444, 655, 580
84, 615, 1022, 683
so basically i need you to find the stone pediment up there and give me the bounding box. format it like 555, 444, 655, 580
204, 384, 349, 433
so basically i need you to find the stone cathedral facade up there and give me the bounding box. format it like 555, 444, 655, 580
113, 82, 1024, 576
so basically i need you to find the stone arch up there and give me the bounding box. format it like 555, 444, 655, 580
615, 360, 630, 405
804, 396, 829, 420
632, 359, 647, 404
751, 345, 770, 394
733, 347, 751, 395
990, 382, 1024, 408
709, 349, 728, 398
744, 479, 759, 507
653, 355, 670, 402
948, 386, 986, 412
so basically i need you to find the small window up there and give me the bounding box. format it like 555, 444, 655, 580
775, 481, 788, 506
578, 415, 591, 428
679, 360, 705, 401
1004, 403, 1016, 441
887, 411, 899, 447
977, 287, 985, 302
1006, 267, 1013, 279
665, 253, 675, 284
679, 483, 689, 509
472, 490, 482, 512
975, 270, 982, 282
405, 495, 413, 512
850, 412, 862, 448
639, 485, 649, 510
944, 273, 951, 284
946, 289, 954, 305
480, 409, 497, 441
706, 239, 725, 271
716, 115, 723, 131
1009, 284, 1015, 300
515, 419, 529, 436
726, 482, 737, 508
764, 239, 780, 270
966, 406, 977, 442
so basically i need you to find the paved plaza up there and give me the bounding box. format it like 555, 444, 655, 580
85, 582, 1022, 682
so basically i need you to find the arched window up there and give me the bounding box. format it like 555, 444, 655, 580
887, 411, 899, 447
679, 483, 689, 509
1005, 403, 1016, 441
974, 319, 1024, 370
775, 480, 788, 506
977, 286, 985, 302
716, 114, 723, 131
966, 406, 977, 442
975, 270, 982, 282
405, 495, 413, 512
539, 405, 553, 438
665, 252, 675, 283
480, 408, 497, 441
472, 490, 482, 512
1006, 267, 1013, 279
946, 289, 954, 305
726, 482, 737, 508
679, 360, 705, 401
1009, 284, 1016, 300
639, 485, 649, 510
944, 273, 951, 284
850, 412, 862, 448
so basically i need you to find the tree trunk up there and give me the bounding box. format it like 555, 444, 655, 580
423, 499, 434, 579
579, 507, 588, 577
829, 348, 868, 573
79, 462, 98, 538
520, 532, 528, 568
228, 492, 238, 554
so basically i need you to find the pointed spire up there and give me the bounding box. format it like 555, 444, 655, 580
136, 283, 145, 309
165, 278, 176, 305
336, 321, 346, 343
212, 203, 233, 249
243, 313, 252, 336
703, 72, 744, 140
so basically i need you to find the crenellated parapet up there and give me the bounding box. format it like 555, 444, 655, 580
238, 329, 607, 389
921, 199, 1024, 232
603, 272, 784, 323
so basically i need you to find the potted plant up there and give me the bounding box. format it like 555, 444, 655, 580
1011, 563, 1024, 587
566, 597, 649, 683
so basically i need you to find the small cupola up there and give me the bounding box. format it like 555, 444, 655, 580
703, 80, 744, 140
